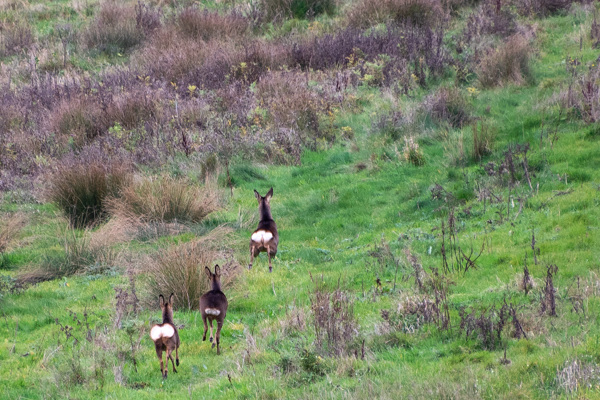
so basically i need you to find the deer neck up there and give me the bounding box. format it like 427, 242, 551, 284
260, 202, 273, 221
162, 309, 174, 325
211, 279, 222, 292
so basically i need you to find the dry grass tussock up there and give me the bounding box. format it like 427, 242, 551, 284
47, 161, 132, 228
0, 213, 26, 254
143, 226, 240, 310
347, 0, 443, 28
17, 222, 119, 287
175, 7, 249, 40
106, 175, 220, 224
478, 34, 532, 88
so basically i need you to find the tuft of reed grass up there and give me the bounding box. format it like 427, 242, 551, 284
347, 0, 442, 28
106, 175, 220, 224
47, 161, 132, 228
0, 213, 26, 256
144, 227, 239, 310
477, 34, 532, 88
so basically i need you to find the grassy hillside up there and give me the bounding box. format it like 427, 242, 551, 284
1, 0, 600, 398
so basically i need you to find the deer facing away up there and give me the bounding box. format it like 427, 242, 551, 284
249, 187, 278, 272
149, 293, 180, 379
199, 265, 228, 355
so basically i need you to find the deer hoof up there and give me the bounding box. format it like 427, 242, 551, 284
202, 335, 206, 341
209, 336, 213, 343
248, 264, 252, 270
176, 359, 180, 366
212, 342, 216, 349
269, 266, 272, 273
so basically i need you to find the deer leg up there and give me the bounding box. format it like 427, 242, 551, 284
155, 343, 164, 378
209, 319, 215, 346
249, 245, 254, 270
216, 320, 224, 355
176, 346, 179, 367
168, 348, 177, 373
164, 348, 171, 378
202, 315, 208, 341
267, 245, 272, 273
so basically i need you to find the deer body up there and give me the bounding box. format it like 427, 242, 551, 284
249, 188, 278, 272
199, 265, 228, 355
150, 294, 180, 379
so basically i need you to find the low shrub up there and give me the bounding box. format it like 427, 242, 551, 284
260, 0, 336, 21
257, 71, 321, 136
477, 34, 532, 88
47, 160, 132, 228
82, 2, 145, 54
176, 8, 249, 40
309, 276, 359, 357
144, 228, 239, 310
106, 175, 219, 224
50, 98, 107, 144
347, 0, 442, 28
462, 0, 518, 45
0, 20, 34, 57
0, 213, 26, 256
424, 87, 471, 128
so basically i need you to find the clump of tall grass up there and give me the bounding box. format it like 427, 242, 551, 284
47, 161, 132, 228
347, 0, 442, 28
17, 224, 118, 286
309, 275, 360, 357
144, 227, 239, 310
82, 2, 146, 54
260, 0, 336, 21
477, 34, 532, 88
0, 20, 34, 57
0, 213, 26, 256
424, 87, 471, 128
106, 175, 219, 224
175, 8, 249, 40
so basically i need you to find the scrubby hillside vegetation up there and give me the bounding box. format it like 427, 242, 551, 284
1, 0, 600, 397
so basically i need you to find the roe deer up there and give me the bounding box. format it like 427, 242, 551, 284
249, 187, 278, 272
150, 293, 180, 379
200, 265, 228, 355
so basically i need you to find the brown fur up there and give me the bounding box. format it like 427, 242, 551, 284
199, 265, 228, 355
150, 293, 180, 379
249, 187, 279, 272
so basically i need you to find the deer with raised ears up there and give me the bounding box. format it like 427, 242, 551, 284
200, 265, 228, 355
249, 187, 278, 272
149, 294, 180, 379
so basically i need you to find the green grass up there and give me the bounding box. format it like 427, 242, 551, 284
2, 1, 600, 399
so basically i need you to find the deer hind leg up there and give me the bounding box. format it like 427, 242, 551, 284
249, 245, 255, 270
267, 245, 272, 273
176, 346, 179, 367
209, 319, 215, 346
216, 320, 224, 355
155, 343, 164, 378
202, 315, 208, 341
168, 347, 177, 373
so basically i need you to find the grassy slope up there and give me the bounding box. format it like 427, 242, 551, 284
2, 5, 600, 400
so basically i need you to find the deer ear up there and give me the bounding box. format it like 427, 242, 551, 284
169, 293, 175, 305
254, 189, 261, 201
159, 294, 165, 307
214, 264, 221, 276
266, 187, 273, 200
205, 266, 212, 278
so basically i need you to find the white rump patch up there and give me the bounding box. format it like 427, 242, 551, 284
205, 308, 221, 316
251, 230, 273, 243
150, 324, 175, 341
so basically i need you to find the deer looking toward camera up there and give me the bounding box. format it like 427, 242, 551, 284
249, 187, 278, 272
149, 294, 180, 379
199, 265, 228, 355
